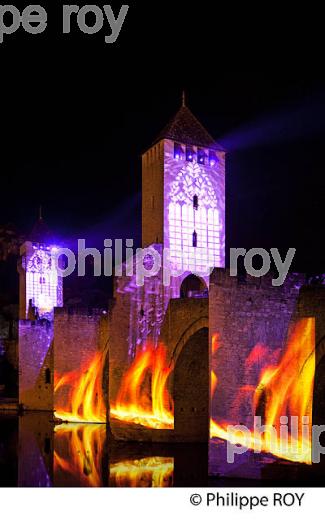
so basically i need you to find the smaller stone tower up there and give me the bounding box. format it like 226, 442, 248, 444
18, 212, 63, 411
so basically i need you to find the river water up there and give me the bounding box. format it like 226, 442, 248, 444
0, 413, 321, 487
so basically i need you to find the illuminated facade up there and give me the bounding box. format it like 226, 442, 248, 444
165, 141, 225, 274
19, 241, 63, 320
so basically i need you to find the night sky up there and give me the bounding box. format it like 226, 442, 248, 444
1, 2, 324, 273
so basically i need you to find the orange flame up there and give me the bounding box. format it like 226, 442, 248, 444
111, 343, 174, 429
212, 333, 220, 354
211, 370, 218, 398
210, 318, 315, 464
54, 342, 174, 430
54, 351, 107, 423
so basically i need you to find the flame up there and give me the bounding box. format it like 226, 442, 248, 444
210, 318, 315, 464
212, 333, 220, 354
54, 423, 106, 487
54, 351, 107, 423
210, 334, 220, 398
54, 342, 174, 430
110, 457, 174, 487
111, 343, 174, 429
53, 314, 315, 466
211, 370, 218, 398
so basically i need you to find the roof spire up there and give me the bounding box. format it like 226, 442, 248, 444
29, 207, 54, 244
152, 94, 224, 150
182, 90, 186, 107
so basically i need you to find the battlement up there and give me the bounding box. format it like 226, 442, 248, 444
54, 306, 108, 322
210, 268, 306, 293
19, 319, 53, 330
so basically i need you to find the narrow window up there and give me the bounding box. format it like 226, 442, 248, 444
198, 149, 206, 165
45, 368, 51, 385
193, 231, 198, 248
44, 437, 51, 454
174, 142, 183, 160
193, 195, 199, 211
209, 150, 218, 167
186, 146, 194, 162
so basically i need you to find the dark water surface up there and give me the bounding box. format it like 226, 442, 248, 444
0, 413, 323, 487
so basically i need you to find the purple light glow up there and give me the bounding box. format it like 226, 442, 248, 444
166, 157, 225, 273
174, 143, 183, 161
209, 150, 218, 168
25, 245, 63, 318
198, 149, 206, 165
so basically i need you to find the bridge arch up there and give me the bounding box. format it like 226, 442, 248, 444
158, 297, 209, 442
313, 334, 325, 438
173, 325, 210, 442
170, 316, 209, 368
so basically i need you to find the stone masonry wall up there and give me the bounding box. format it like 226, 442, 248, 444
209, 269, 305, 427
19, 320, 54, 411
208, 269, 325, 477
53, 308, 109, 415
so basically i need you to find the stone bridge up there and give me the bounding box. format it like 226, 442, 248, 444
110, 296, 210, 443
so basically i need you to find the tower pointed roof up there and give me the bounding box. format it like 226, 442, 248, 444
153, 101, 223, 150
29, 209, 55, 244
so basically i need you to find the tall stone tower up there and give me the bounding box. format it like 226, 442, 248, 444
18, 214, 63, 320
142, 98, 225, 278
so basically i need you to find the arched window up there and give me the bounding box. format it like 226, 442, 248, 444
180, 274, 208, 299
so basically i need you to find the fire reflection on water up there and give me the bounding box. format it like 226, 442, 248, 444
54, 423, 174, 487
54, 423, 106, 487
110, 457, 174, 487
